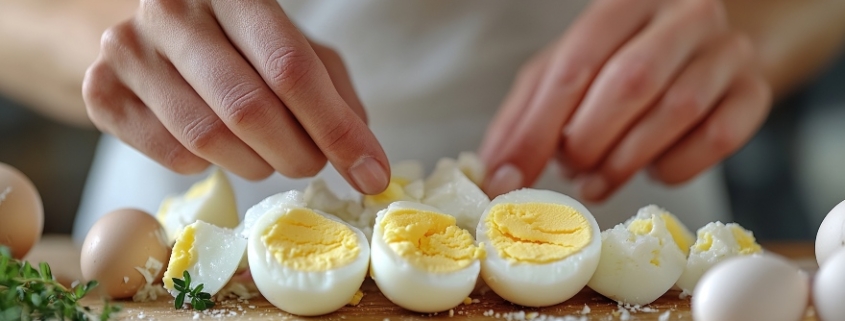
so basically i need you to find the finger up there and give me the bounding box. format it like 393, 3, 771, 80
483, 0, 663, 193
211, 0, 389, 194
102, 19, 274, 180
309, 41, 368, 124
650, 71, 771, 185
581, 32, 754, 201
83, 60, 210, 174
563, 0, 728, 173
139, 1, 331, 180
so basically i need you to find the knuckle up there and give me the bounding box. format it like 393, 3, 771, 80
321, 118, 359, 153
705, 122, 738, 155
182, 116, 227, 153
612, 58, 658, 101
99, 22, 139, 60
665, 91, 707, 122
280, 156, 327, 179
139, 0, 188, 19
82, 63, 120, 129
264, 46, 316, 94
548, 59, 591, 90
218, 83, 272, 130
162, 145, 206, 174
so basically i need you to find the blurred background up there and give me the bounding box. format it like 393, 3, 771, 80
1, 45, 843, 241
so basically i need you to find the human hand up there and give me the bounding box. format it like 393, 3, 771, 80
479, 0, 771, 202
82, 0, 389, 194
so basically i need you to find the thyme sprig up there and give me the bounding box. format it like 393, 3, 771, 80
172, 270, 214, 310
0, 246, 120, 320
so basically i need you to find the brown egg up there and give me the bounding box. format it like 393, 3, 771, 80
0, 162, 44, 259
81, 208, 170, 299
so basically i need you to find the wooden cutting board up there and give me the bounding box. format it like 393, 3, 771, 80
30, 237, 820, 321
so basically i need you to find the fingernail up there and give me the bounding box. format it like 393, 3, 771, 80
484, 163, 523, 197
349, 156, 388, 195
579, 173, 607, 201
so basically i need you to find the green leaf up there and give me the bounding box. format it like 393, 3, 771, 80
0, 246, 11, 258
175, 292, 186, 309
197, 292, 211, 300
29, 293, 41, 306
192, 284, 203, 295
182, 270, 191, 287
192, 299, 206, 311
172, 278, 185, 289
38, 262, 52, 281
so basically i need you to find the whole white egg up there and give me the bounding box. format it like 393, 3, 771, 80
815, 200, 845, 267
813, 248, 845, 321
692, 254, 809, 321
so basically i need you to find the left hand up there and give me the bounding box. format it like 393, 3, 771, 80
479, 0, 772, 202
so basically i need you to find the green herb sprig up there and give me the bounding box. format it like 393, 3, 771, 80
0, 246, 120, 320
172, 270, 214, 310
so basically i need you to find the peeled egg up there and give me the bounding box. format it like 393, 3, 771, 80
815, 200, 845, 267
162, 220, 246, 297
81, 208, 170, 299
692, 255, 809, 321
813, 248, 845, 321
587, 206, 687, 305
371, 201, 484, 313
156, 168, 239, 243
247, 193, 369, 316
0, 162, 43, 259
676, 221, 762, 293
477, 188, 601, 307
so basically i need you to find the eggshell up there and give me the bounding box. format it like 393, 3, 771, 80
813, 248, 845, 321
81, 208, 170, 299
0, 162, 44, 259
692, 255, 809, 321
815, 200, 845, 266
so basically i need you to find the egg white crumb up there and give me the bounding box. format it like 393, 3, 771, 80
658, 311, 671, 321
581, 305, 590, 314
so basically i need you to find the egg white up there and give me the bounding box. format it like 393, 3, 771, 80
476, 189, 601, 307
676, 221, 762, 293
247, 200, 369, 316
157, 169, 239, 243
423, 158, 490, 237
165, 220, 246, 297
370, 201, 480, 313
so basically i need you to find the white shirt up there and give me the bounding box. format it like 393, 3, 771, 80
73, 0, 729, 242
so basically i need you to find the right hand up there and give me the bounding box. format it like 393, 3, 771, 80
82, 0, 390, 195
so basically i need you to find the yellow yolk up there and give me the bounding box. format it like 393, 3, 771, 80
155, 170, 218, 223
380, 208, 484, 273
261, 208, 359, 272
730, 225, 762, 255
163, 224, 197, 289
348, 290, 364, 306
364, 178, 410, 206
660, 213, 694, 256
694, 232, 714, 252
485, 202, 591, 264
627, 218, 661, 266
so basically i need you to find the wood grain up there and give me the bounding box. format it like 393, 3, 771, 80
34, 237, 819, 320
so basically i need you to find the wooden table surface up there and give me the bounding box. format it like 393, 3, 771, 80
24, 236, 821, 321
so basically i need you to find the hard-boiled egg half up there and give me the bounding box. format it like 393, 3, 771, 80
675, 221, 762, 293
247, 192, 369, 316
587, 205, 688, 305
161, 220, 246, 297
156, 169, 239, 243
476, 188, 601, 307
370, 201, 485, 313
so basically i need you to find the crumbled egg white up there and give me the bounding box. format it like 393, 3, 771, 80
423, 158, 490, 237
156, 169, 239, 243
370, 201, 484, 312
675, 221, 762, 293
246, 193, 369, 316
587, 206, 687, 305
477, 189, 602, 307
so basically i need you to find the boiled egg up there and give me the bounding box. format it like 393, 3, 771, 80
814, 248, 845, 321
815, 199, 845, 266
0, 162, 43, 259
676, 221, 762, 293
423, 157, 490, 236
247, 193, 369, 316
476, 188, 601, 307
692, 254, 809, 321
304, 178, 369, 238
370, 201, 484, 313
161, 220, 246, 297
156, 169, 239, 243
587, 206, 687, 305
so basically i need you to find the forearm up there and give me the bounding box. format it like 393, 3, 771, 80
725, 0, 845, 98
0, 0, 137, 128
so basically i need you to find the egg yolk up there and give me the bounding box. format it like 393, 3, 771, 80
660, 213, 694, 256
162, 224, 197, 290
485, 202, 591, 264
155, 169, 218, 223
262, 208, 359, 272
693, 225, 762, 255
627, 218, 662, 266
380, 208, 484, 273
364, 177, 410, 207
